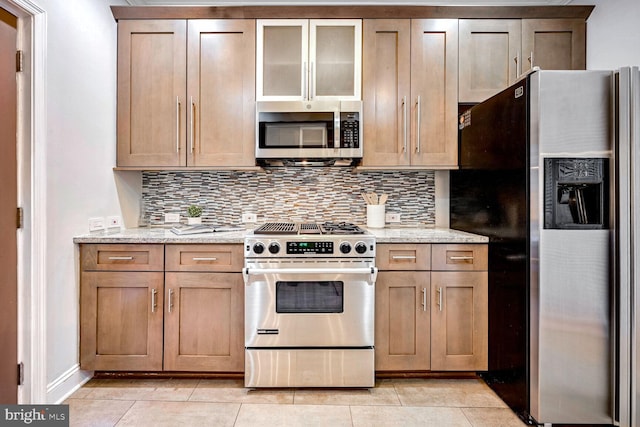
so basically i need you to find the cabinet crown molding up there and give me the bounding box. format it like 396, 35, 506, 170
111, 5, 594, 21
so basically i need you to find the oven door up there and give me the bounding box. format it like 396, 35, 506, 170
243, 260, 376, 348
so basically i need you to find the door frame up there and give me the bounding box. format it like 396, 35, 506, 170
0, 0, 47, 404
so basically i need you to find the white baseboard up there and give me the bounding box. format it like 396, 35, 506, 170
47, 364, 93, 404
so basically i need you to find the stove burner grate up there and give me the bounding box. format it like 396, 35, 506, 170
254, 223, 299, 234
320, 222, 366, 235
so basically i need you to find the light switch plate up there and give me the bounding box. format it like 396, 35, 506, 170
107, 215, 122, 228
386, 213, 401, 223
88, 217, 105, 232
164, 213, 180, 223
242, 213, 257, 223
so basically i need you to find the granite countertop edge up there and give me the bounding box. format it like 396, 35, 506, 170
72, 227, 489, 244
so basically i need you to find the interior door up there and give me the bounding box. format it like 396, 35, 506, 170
0, 6, 18, 404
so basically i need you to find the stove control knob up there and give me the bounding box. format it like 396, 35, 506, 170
354, 242, 368, 254
268, 242, 280, 254
339, 242, 352, 254
252, 242, 265, 254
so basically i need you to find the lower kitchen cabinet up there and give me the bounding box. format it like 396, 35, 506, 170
80, 244, 165, 371
164, 272, 244, 371
430, 271, 488, 371
375, 243, 488, 373
80, 243, 244, 372
375, 271, 431, 371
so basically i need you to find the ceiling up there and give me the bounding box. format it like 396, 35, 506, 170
125, 0, 575, 5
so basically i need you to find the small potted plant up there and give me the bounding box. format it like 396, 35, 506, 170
186, 205, 203, 225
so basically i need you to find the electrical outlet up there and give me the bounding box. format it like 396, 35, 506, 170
164, 213, 180, 223
107, 215, 122, 228
88, 217, 105, 232
242, 213, 257, 223
386, 213, 401, 223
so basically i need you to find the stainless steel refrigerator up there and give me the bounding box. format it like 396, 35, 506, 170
451, 69, 616, 425
615, 66, 640, 427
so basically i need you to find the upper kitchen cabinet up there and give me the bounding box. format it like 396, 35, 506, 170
187, 20, 255, 167
117, 20, 187, 167
117, 20, 255, 168
459, 19, 586, 103
362, 19, 458, 168
256, 19, 362, 101
521, 19, 586, 72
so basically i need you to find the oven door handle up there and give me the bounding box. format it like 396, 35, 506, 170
243, 267, 378, 283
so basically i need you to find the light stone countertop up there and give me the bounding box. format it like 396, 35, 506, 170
73, 226, 488, 244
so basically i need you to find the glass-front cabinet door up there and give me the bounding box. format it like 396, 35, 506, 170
257, 19, 361, 101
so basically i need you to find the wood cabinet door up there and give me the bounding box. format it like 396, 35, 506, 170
430, 271, 488, 371
521, 19, 586, 73
375, 271, 430, 371
410, 19, 458, 167
459, 19, 521, 103
164, 272, 244, 371
187, 20, 256, 167
362, 19, 411, 167
117, 20, 187, 167
80, 271, 164, 371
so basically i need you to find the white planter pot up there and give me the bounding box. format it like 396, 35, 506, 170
187, 217, 202, 225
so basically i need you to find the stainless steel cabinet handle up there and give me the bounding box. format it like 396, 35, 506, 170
402, 96, 407, 153
176, 96, 180, 153
528, 51, 534, 67
151, 288, 158, 313
437, 287, 442, 312
190, 96, 195, 154
192, 257, 218, 261
303, 61, 308, 100
168, 289, 174, 313
415, 96, 421, 153
310, 61, 315, 100
392, 255, 417, 260
108, 256, 134, 260
514, 52, 521, 80
449, 256, 474, 261
422, 288, 427, 311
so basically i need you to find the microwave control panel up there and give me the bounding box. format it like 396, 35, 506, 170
340, 112, 360, 148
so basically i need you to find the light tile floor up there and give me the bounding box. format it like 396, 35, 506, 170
65, 378, 527, 426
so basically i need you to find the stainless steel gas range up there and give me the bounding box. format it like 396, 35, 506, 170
243, 222, 377, 388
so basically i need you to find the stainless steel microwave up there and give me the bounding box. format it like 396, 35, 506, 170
256, 100, 362, 161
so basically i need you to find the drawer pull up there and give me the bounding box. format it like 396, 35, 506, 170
391, 255, 417, 260
108, 256, 134, 261
449, 256, 474, 261
192, 257, 218, 261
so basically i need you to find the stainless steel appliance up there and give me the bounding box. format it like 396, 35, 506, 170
451, 70, 614, 425
243, 222, 376, 388
256, 100, 362, 163
616, 66, 640, 427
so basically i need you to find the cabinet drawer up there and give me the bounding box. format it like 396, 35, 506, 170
431, 244, 488, 271
165, 244, 243, 272
376, 244, 431, 271
81, 244, 164, 271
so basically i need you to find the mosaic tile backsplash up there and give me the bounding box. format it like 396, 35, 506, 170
141, 168, 435, 227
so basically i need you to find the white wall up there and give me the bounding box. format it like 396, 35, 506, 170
40, 0, 126, 402
572, 0, 640, 69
